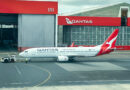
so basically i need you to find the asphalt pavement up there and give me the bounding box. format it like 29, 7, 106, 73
0, 51, 130, 90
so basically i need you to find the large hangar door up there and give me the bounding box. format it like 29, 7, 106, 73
0, 14, 18, 50
18, 14, 55, 48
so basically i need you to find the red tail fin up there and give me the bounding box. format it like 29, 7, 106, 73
97, 29, 119, 55
102, 29, 119, 48
70, 42, 75, 47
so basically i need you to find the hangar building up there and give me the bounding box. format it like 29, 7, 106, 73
0, 0, 58, 51
58, 3, 130, 50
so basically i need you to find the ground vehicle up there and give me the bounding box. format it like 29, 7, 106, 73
1, 55, 16, 63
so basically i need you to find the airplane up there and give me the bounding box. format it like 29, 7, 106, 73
19, 29, 119, 62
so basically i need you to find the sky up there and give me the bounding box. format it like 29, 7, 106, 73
58, 0, 130, 14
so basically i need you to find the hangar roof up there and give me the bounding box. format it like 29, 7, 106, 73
61, 2, 130, 17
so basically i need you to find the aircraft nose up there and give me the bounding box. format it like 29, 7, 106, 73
19, 52, 24, 57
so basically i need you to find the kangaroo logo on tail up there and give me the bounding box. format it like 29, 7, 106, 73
105, 36, 118, 51
97, 29, 119, 56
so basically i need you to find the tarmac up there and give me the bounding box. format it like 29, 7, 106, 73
0, 50, 130, 90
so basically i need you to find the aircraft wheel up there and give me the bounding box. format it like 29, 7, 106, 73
69, 58, 74, 62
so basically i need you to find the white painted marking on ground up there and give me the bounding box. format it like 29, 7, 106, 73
56, 62, 127, 71
1, 84, 130, 90
9, 82, 30, 85
14, 65, 22, 76
59, 80, 130, 83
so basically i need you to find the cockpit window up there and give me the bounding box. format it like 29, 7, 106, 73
24, 51, 28, 53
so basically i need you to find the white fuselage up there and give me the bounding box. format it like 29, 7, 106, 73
20, 46, 101, 58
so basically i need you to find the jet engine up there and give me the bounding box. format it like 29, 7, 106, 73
57, 56, 69, 61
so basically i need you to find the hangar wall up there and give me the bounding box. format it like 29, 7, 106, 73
18, 14, 55, 48
58, 17, 130, 50
63, 26, 130, 46
0, 0, 58, 51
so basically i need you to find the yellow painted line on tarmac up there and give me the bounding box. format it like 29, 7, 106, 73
23, 63, 51, 87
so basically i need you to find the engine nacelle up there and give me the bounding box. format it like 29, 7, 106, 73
57, 56, 69, 61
